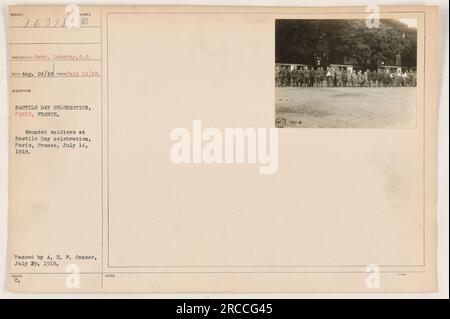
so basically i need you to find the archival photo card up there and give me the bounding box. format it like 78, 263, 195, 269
7, 5, 438, 293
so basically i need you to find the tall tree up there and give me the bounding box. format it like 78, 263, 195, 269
276, 19, 417, 68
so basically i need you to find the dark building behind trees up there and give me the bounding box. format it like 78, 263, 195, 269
275, 19, 417, 70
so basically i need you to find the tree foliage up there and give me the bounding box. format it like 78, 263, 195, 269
276, 19, 417, 69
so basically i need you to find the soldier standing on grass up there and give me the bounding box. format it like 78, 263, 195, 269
347, 69, 352, 87
405, 70, 411, 87
335, 67, 342, 87
326, 67, 333, 87
283, 67, 291, 86
371, 69, 376, 87
291, 67, 299, 87
309, 67, 316, 87
304, 67, 310, 87
281, 67, 288, 86
317, 67, 325, 87
342, 68, 348, 87
402, 71, 409, 87
298, 67, 305, 87
385, 71, 392, 87
280, 67, 286, 86
286, 67, 292, 86
356, 70, 363, 87
394, 71, 401, 87
275, 67, 281, 87
333, 67, 338, 87
351, 70, 357, 87
363, 69, 370, 87
373, 70, 379, 87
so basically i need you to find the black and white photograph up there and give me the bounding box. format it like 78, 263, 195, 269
275, 19, 418, 128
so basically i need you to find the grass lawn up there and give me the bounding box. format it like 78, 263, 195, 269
275, 87, 416, 128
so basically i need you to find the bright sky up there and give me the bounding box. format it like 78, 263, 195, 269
399, 18, 417, 28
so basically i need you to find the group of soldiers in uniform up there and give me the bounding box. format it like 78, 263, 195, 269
276, 66, 417, 88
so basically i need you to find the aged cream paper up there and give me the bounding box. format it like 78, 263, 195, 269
8, 5, 438, 292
